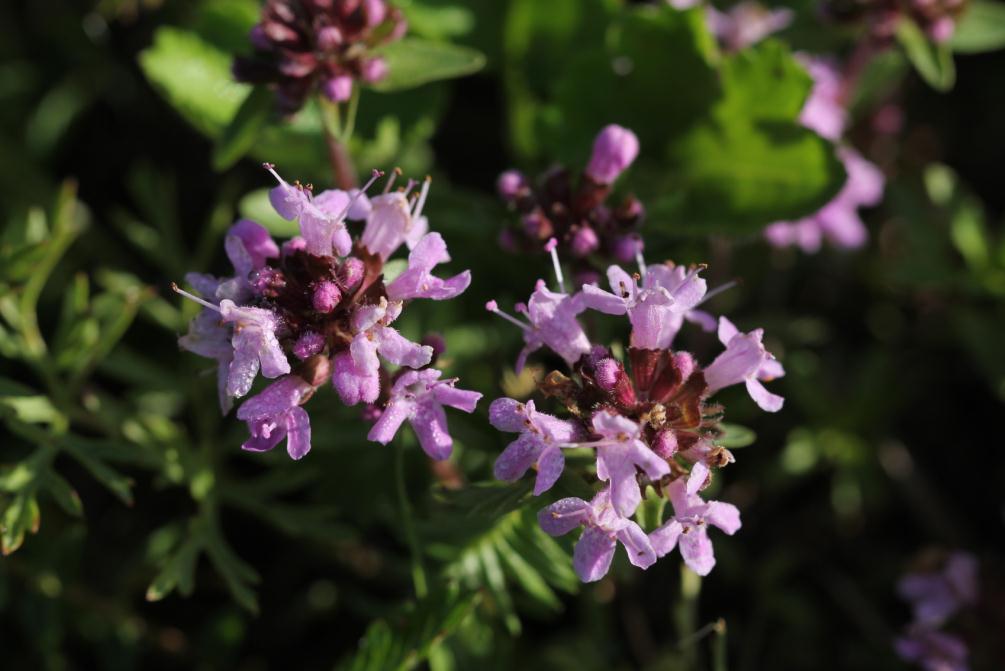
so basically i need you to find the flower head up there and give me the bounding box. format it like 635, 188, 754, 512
232, 0, 406, 114
539, 487, 657, 582
706, 1, 793, 52
895, 626, 969, 671
898, 552, 979, 627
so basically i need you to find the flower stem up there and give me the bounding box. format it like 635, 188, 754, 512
319, 96, 357, 190
675, 565, 702, 670
711, 618, 728, 671
395, 441, 428, 599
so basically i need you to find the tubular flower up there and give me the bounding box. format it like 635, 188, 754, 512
232, 0, 406, 114
487, 215, 781, 581
497, 125, 645, 287
175, 166, 478, 460
539, 488, 657, 583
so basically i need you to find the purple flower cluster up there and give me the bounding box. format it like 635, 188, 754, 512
487, 241, 783, 582
232, 0, 406, 113
176, 165, 480, 460
497, 125, 645, 288
764, 55, 886, 253
824, 0, 965, 45
895, 551, 978, 671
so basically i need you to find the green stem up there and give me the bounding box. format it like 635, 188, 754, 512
712, 618, 728, 671
675, 565, 702, 670
319, 96, 357, 190
342, 85, 361, 143
395, 441, 428, 598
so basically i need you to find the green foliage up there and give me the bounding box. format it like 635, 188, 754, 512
951, 0, 1005, 54
896, 17, 956, 92
371, 38, 486, 92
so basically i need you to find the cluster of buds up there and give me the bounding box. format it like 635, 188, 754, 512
486, 238, 784, 582
497, 125, 645, 288
824, 0, 967, 44
764, 55, 885, 253
175, 164, 480, 460
895, 551, 979, 671
232, 0, 407, 114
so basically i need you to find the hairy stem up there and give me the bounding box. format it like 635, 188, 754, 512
395, 441, 428, 599
319, 97, 357, 190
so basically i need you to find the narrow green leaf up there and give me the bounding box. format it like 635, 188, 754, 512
41, 471, 83, 517
951, 1, 1005, 54
371, 38, 485, 92
718, 423, 757, 449
897, 17, 956, 91
62, 442, 134, 505
213, 86, 274, 170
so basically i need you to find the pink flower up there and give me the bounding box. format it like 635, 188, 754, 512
649, 463, 742, 576
585, 125, 639, 184
367, 369, 481, 459
237, 375, 314, 460
590, 410, 670, 517
361, 178, 430, 261
539, 487, 657, 582
703, 317, 784, 412
490, 398, 584, 495
385, 232, 471, 301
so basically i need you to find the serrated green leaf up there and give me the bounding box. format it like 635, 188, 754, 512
371, 38, 485, 92
213, 86, 274, 170
897, 17, 956, 91
951, 1, 1005, 54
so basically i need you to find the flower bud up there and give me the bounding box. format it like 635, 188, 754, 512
569, 225, 600, 257
496, 170, 527, 201
249, 24, 271, 51
338, 257, 365, 292
293, 331, 326, 360
594, 358, 621, 391
522, 211, 553, 240
299, 352, 332, 387
322, 75, 353, 102
610, 234, 643, 264
585, 125, 639, 184
317, 26, 343, 50
312, 281, 342, 313
652, 430, 678, 459
361, 57, 388, 83
250, 267, 286, 296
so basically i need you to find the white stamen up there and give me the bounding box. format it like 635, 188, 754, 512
333, 169, 383, 223
698, 279, 738, 305
171, 283, 220, 312
412, 176, 432, 219
486, 300, 530, 331
636, 249, 647, 278
263, 163, 288, 187
544, 238, 565, 293
383, 167, 402, 194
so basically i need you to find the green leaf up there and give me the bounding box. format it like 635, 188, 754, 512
1, 493, 40, 555
951, 1, 1005, 54
213, 86, 274, 171
401, 1, 476, 40
41, 472, 83, 517
718, 423, 757, 449
659, 41, 846, 233
146, 536, 202, 601
61, 440, 134, 505
139, 27, 249, 137
897, 17, 956, 92
338, 588, 480, 671
371, 38, 486, 92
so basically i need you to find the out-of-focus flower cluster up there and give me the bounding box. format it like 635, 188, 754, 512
764, 54, 886, 252
487, 139, 784, 580
497, 125, 645, 288
825, 0, 967, 44
895, 551, 979, 671
233, 0, 406, 114
176, 165, 480, 461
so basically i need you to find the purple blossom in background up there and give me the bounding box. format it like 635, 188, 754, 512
539, 488, 657, 582
704, 317, 784, 412
895, 627, 970, 671
764, 147, 885, 252
232, 0, 407, 114
496, 125, 645, 285
368, 369, 481, 460
650, 462, 741, 576
705, 1, 794, 52
490, 398, 582, 495
764, 53, 886, 252
176, 166, 477, 460
899, 552, 979, 626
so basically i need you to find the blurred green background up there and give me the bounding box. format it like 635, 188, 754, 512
1, 0, 1004, 669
